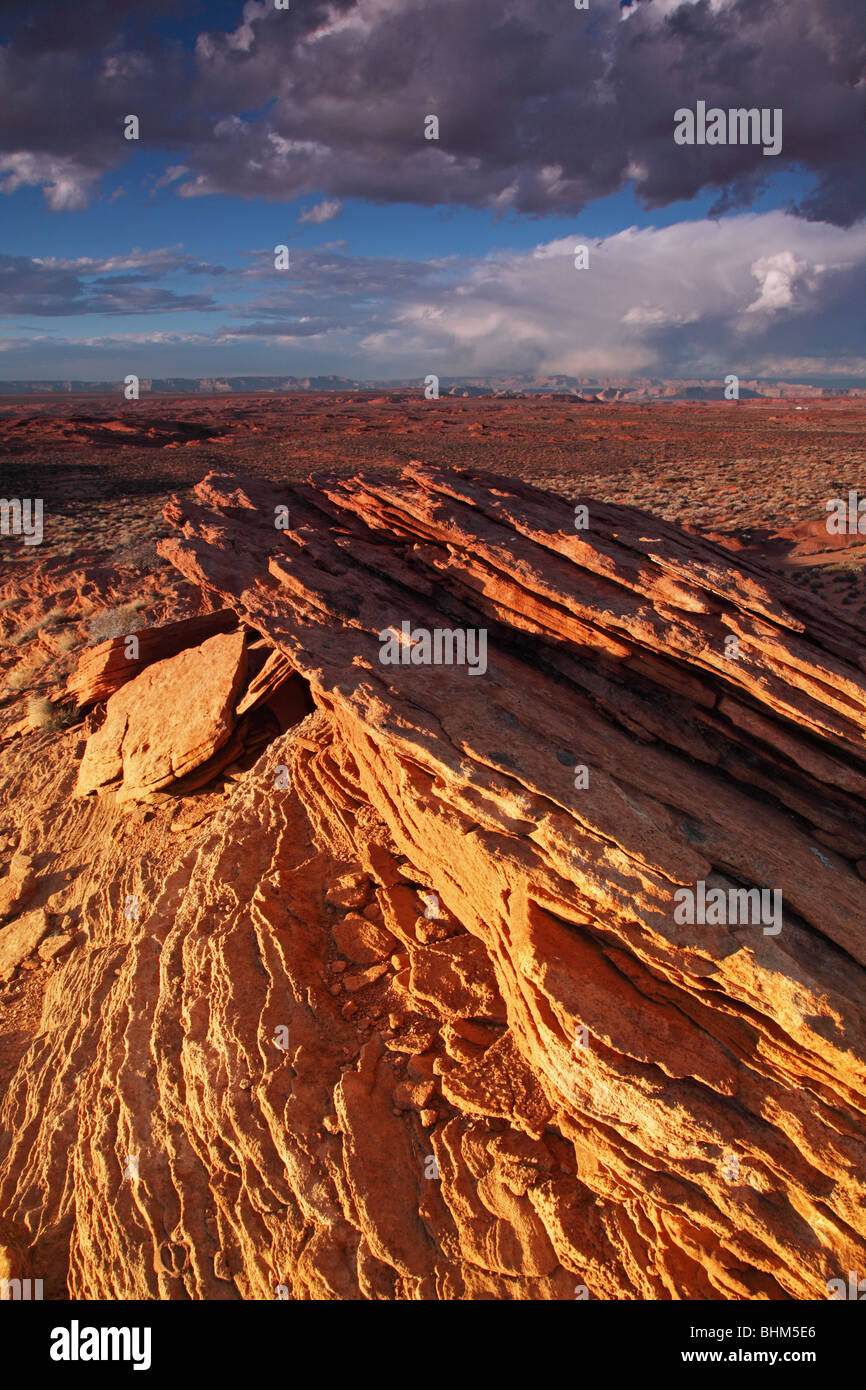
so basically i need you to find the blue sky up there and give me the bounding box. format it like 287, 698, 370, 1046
1, 0, 864, 382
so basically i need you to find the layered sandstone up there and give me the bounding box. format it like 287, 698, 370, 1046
0, 463, 864, 1300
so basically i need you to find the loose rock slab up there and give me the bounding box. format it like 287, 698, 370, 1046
75, 629, 247, 800
0, 909, 50, 982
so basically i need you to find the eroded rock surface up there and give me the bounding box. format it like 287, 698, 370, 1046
1, 463, 865, 1301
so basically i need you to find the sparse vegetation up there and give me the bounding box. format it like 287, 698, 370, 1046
26, 696, 60, 730
88, 601, 147, 643
6, 662, 40, 691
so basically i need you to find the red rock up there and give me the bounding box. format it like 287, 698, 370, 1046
2, 462, 866, 1303
0, 908, 50, 982
67, 609, 238, 708
37, 931, 74, 963
0, 852, 36, 919
75, 628, 247, 799
343, 962, 389, 993
324, 873, 371, 912
332, 913, 398, 963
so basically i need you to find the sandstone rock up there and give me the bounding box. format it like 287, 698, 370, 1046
0, 909, 50, 982
343, 962, 389, 993
2, 464, 866, 1302
332, 913, 398, 964
236, 648, 296, 715
325, 872, 371, 911
410, 936, 507, 1023
37, 931, 74, 963
75, 628, 247, 799
0, 852, 36, 919
67, 609, 238, 707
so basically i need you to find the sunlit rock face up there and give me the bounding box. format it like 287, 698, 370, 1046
1, 463, 865, 1301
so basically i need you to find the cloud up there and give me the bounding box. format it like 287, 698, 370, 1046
298, 199, 343, 225
0, 0, 864, 224
33, 247, 227, 275
2, 213, 866, 380
0, 152, 101, 211
370, 212, 866, 378
0, 252, 219, 316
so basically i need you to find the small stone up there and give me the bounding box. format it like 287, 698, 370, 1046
388, 1013, 403, 1030
38, 931, 74, 963
0, 852, 37, 919
332, 913, 397, 964
343, 961, 389, 993
330, 959, 347, 973
407, 1052, 437, 1080
0, 907, 50, 981
323, 1115, 340, 1134
415, 917, 448, 944
329, 982, 342, 996
391, 952, 410, 971
341, 1000, 359, 1019
325, 872, 370, 911
419, 1109, 437, 1128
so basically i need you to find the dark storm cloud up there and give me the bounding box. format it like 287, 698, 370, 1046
0, 253, 217, 315
1, 0, 865, 223
226, 245, 447, 337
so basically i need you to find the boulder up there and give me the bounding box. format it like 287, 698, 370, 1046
0, 908, 50, 982
76, 628, 247, 799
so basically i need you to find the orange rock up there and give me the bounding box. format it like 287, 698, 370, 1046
332, 913, 398, 964
0, 908, 50, 982
75, 629, 247, 800
0, 852, 36, 919
3, 462, 866, 1302
67, 609, 238, 708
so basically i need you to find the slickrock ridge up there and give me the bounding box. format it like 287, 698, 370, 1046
1, 462, 865, 1300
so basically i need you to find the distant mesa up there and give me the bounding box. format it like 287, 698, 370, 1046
0, 375, 862, 400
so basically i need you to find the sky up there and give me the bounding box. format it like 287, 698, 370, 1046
1, 0, 865, 383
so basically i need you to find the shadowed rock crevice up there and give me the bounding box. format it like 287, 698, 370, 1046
0, 463, 864, 1300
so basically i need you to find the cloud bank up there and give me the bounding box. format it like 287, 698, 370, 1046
3, 211, 866, 380
1, 0, 864, 223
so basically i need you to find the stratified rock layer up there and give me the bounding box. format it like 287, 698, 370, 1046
1, 463, 865, 1301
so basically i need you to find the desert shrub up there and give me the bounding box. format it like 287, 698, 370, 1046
115, 539, 160, 572
26, 697, 60, 730
88, 601, 147, 643
6, 663, 39, 691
